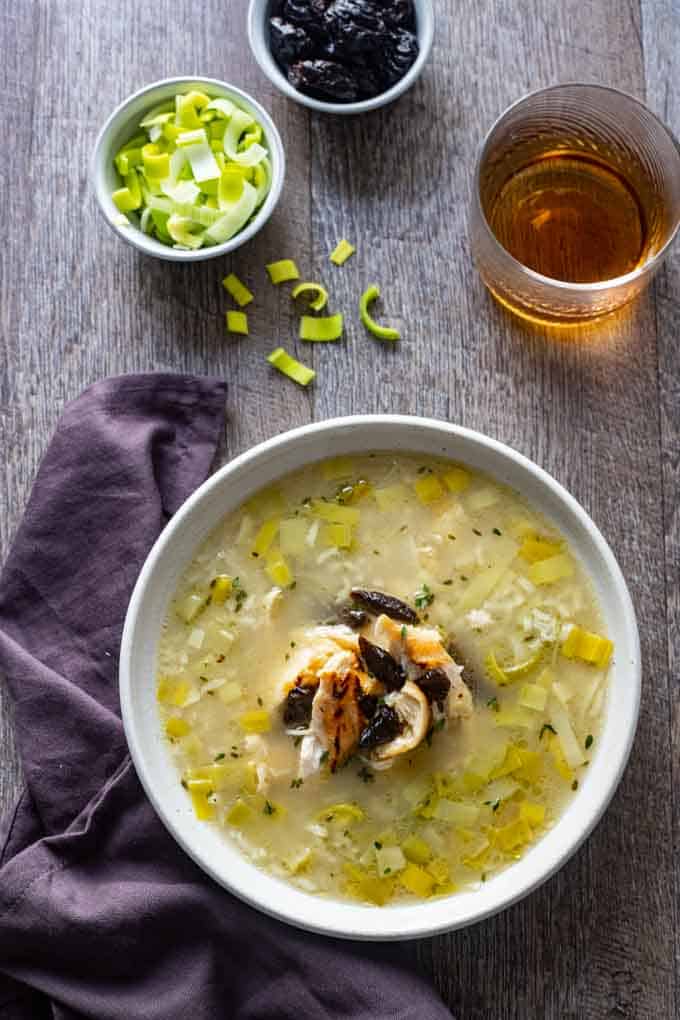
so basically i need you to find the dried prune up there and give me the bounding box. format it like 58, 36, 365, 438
269, 0, 418, 102
358, 704, 401, 750
358, 693, 378, 718
325, 0, 387, 57
348, 62, 382, 99
283, 684, 317, 728
270, 17, 315, 65
378, 0, 416, 30
283, 0, 333, 30
359, 636, 406, 691
288, 59, 361, 102
350, 588, 418, 624
416, 668, 451, 709
380, 28, 419, 89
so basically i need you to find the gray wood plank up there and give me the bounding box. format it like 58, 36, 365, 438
641, 2, 680, 1014
1, 0, 678, 1017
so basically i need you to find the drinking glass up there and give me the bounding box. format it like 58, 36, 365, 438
469, 84, 680, 325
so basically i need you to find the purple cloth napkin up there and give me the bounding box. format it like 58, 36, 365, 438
0, 374, 452, 1020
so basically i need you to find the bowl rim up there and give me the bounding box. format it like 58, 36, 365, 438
247, 0, 435, 116
91, 75, 286, 262
120, 414, 641, 940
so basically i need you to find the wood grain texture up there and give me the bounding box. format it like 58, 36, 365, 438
1, 1, 678, 1016
641, 2, 680, 1014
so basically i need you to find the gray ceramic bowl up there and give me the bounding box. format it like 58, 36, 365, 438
248, 0, 434, 115
92, 76, 285, 262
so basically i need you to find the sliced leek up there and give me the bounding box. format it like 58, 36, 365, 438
267, 347, 315, 386
222, 273, 254, 307
291, 281, 328, 312
359, 284, 400, 341
299, 313, 344, 341
226, 311, 249, 335
266, 259, 300, 284
330, 238, 355, 265
111, 88, 272, 249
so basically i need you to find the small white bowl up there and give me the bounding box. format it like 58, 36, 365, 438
120, 416, 640, 940
247, 0, 434, 115
92, 76, 285, 262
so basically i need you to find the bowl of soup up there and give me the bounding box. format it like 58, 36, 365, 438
119, 415, 640, 940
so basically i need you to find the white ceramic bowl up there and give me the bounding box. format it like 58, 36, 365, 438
92, 76, 285, 262
120, 415, 640, 940
247, 0, 434, 115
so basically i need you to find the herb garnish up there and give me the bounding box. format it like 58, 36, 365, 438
585, 734, 593, 749
414, 583, 434, 610
358, 766, 375, 783
263, 800, 275, 815
487, 696, 499, 712
232, 577, 248, 612
472, 528, 482, 537
374, 841, 382, 850
319, 750, 329, 765
214, 752, 225, 762
539, 723, 557, 740
493, 527, 502, 536
290, 778, 303, 789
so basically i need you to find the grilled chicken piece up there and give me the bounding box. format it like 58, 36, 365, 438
311, 650, 366, 772
279, 627, 370, 778
371, 681, 431, 762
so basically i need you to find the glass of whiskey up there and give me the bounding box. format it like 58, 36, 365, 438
470, 83, 680, 325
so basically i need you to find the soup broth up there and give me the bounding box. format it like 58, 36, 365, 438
157, 454, 612, 905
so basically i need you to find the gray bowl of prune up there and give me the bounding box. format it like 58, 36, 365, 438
248, 0, 434, 114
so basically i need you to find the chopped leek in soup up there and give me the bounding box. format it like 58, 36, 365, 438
157, 455, 612, 905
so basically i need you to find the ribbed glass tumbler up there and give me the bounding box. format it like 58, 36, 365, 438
469, 84, 680, 325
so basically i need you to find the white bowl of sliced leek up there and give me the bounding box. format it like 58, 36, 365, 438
120, 415, 640, 940
92, 76, 285, 261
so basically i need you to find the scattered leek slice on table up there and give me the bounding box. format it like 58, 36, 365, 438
359, 284, 400, 340
267, 348, 315, 386
222, 272, 253, 307
299, 313, 344, 341
291, 281, 328, 312
266, 259, 300, 284
330, 239, 356, 265
111, 89, 271, 249
226, 311, 248, 335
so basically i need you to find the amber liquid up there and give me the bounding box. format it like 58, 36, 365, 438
487, 153, 648, 284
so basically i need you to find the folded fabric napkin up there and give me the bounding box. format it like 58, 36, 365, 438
0, 374, 452, 1020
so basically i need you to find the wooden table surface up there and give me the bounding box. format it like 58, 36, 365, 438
2, 2, 679, 1017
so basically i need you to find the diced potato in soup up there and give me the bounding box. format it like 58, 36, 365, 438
157, 454, 611, 905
